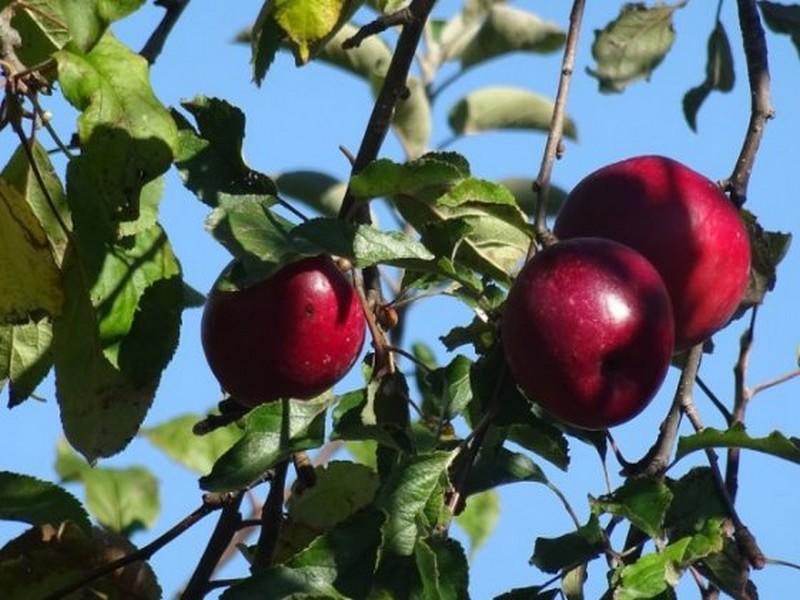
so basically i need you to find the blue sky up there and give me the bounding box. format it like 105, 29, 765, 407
1, 1, 799, 598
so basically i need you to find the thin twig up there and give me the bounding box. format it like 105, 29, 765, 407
251, 459, 289, 572
622, 344, 703, 478
532, 0, 586, 241
696, 375, 734, 424
750, 367, 800, 398
727, 0, 774, 206
140, 0, 192, 65
45, 493, 232, 600
342, 8, 414, 49
181, 492, 245, 600
727, 307, 757, 501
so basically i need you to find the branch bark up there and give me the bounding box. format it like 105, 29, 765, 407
251, 459, 289, 572
727, 0, 774, 206
140, 0, 192, 65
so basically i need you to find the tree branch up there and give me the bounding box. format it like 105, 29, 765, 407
342, 8, 414, 50
46, 493, 233, 600
622, 344, 703, 478
140, 0, 192, 65
181, 492, 245, 600
726, 307, 757, 501
727, 0, 774, 206
250, 459, 289, 572
532, 0, 586, 242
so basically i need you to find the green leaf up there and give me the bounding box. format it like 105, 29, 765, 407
317, 21, 392, 78
200, 394, 333, 492
464, 445, 547, 496
683, 21, 735, 131
377, 451, 454, 556
561, 563, 587, 600
675, 425, 800, 465
291, 218, 436, 268
414, 537, 470, 600
588, 2, 686, 93
82, 466, 159, 536
287, 461, 379, 531
53, 223, 183, 461
460, 5, 565, 68
0, 523, 161, 600
249, 6, 283, 86
0, 179, 63, 324
506, 422, 570, 472
223, 509, 385, 600
499, 178, 568, 218
54, 439, 90, 483
456, 489, 500, 557
275, 170, 345, 216
350, 153, 471, 199
530, 515, 605, 574
448, 86, 577, 138
591, 479, 672, 538
697, 538, 757, 600
614, 520, 724, 599
391, 77, 432, 159
0, 320, 52, 406
664, 467, 728, 538
173, 96, 277, 208
58, 0, 147, 52
344, 439, 378, 469
1, 141, 70, 266
759, 1, 800, 58
56, 33, 177, 224
0, 471, 90, 532
495, 586, 560, 600
422, 354, 473, 421
142, 414, 243, 474
332, 376, 414, 453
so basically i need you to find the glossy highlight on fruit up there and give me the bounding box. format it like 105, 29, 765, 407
555, 155, 751, 349
201, 255, 366, 406
502, 238, 675, 429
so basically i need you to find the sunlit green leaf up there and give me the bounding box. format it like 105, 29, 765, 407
592, 478, 672, 538
200, 394, 333, 492
142, 414, 243, 474
448, 87, 577, 138
676, 425, 800, 465
0, 320, 52, 406
82, 466, 159, 536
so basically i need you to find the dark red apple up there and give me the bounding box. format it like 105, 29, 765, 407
554, 155, 751, 349
201, 255, 366, 406
501, 238, 674, 429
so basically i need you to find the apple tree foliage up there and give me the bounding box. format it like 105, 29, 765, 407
0, 0, 797, 598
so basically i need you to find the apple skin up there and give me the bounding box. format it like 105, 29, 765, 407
554, 155, 751, 349
201, 255, 366, 406
501, 238, 675, 429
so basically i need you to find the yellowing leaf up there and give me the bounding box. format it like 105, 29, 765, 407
270, 0, 362, 64
0, 180, 63, 324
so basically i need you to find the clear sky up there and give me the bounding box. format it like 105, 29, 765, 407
1, 1, 798, 598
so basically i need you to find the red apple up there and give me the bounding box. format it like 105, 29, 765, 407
554, 155, 751, 349
501, 238, 674, 429
201, 255, 366, 406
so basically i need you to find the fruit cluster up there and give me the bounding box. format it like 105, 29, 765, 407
502, 156, 751, 429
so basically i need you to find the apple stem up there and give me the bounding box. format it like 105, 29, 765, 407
530, 0, 586, 248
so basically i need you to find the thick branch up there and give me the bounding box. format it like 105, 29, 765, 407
533, 0, 586, 239
46, 493, 232, 600
251, 460, 289, 572
727, 0, 773, 206
181, 492, 244, 600
140, 0, 192, 65
622, 344, 703, 478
